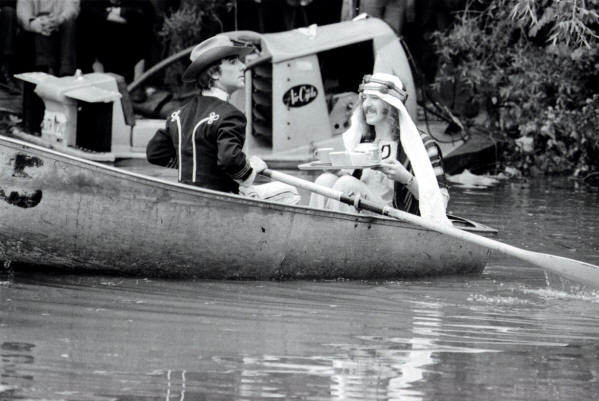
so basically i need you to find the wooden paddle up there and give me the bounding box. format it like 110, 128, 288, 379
261, 169, 599, 289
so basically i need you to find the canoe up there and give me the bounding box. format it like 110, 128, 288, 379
0, 135, 494, 279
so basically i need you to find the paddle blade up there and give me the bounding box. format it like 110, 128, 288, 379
519, 250, 599, 289
385, 209, 599, 289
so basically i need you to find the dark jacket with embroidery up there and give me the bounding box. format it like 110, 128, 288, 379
146, 96, 252, 194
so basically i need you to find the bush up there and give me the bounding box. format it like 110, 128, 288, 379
431, 0, 599, 176
158, 0, 230, 90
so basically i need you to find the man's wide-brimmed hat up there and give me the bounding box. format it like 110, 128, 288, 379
182, 35, 254, 83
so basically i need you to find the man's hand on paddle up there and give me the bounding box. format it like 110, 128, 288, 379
249, 156, 267, 174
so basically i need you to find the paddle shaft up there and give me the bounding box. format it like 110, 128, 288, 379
261, 169, 385, 214
261, 169, 599, 288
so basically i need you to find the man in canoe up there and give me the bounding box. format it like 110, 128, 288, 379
146, 35, 300, 204
309, 72, 450, 223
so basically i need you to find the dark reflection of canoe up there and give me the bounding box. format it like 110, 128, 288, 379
0, 136, 493, 279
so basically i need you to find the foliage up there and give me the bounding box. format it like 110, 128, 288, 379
158, 0, 231, 90
431, 0, 599, 176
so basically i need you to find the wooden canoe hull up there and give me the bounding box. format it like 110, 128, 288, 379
0, 136, 490, 279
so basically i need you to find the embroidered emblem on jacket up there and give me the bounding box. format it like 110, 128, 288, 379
196, 112, 220, 127
206, 112, 219, 125
170, 110, 181, 122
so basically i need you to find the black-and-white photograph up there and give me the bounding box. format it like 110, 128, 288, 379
1, 1, 598, 400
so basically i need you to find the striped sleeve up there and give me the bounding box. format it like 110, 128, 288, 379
420, 133, 447, 187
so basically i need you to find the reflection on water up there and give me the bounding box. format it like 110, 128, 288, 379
387, 303, 440, 400
0, 342, 35, 397
1, 178, 599, 400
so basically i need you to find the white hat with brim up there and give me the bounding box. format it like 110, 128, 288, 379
182, 35, 254, 83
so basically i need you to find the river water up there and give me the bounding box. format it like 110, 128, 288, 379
1, 177, 598, 400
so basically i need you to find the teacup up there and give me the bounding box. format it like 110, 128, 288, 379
349, 151, 372, 166
378, 141, 398, 160
354, 143, 381, 164
314, 147, 334, 163
329, 151, 351, 166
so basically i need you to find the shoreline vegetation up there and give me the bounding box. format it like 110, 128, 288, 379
429, 0, 599, 179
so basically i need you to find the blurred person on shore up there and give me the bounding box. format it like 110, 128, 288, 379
16, 0, 79, 76
357, 0, 415, 35
77, 0, 154, 85
0, 0, 20, 93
